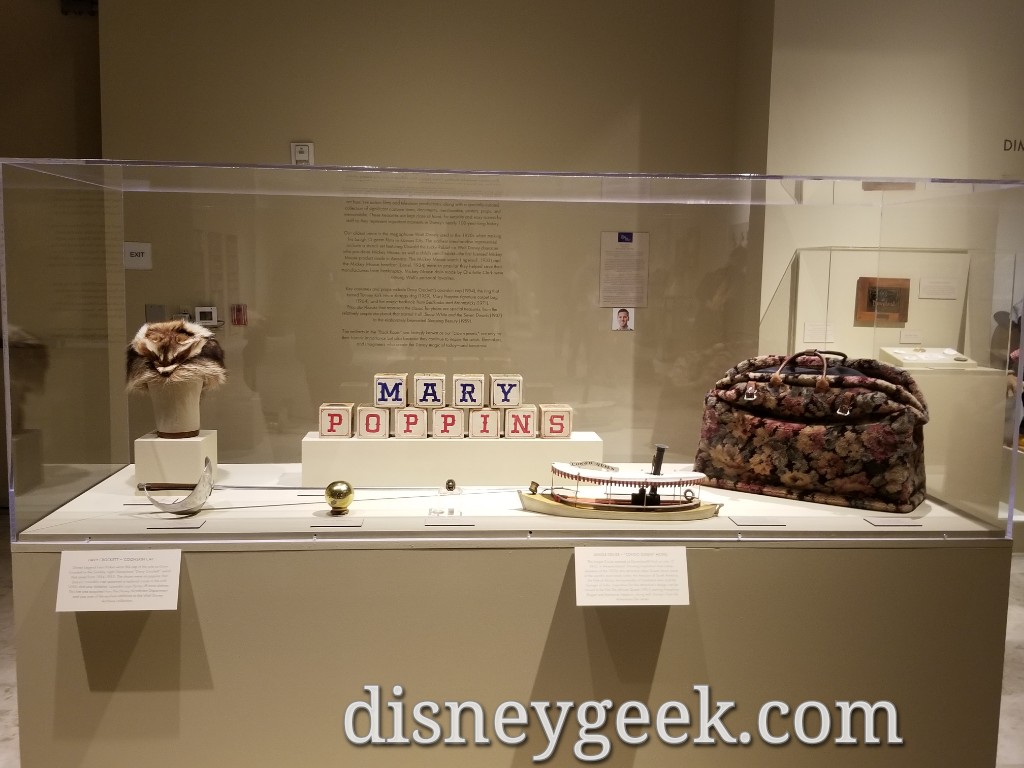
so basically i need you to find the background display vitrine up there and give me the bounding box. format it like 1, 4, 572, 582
2, 161, 1022, 767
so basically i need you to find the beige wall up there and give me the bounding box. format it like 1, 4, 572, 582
99, 0, 772, 173
0, 0, 100, 158
761, 0, 1024, 340
767, 0, 1024, 179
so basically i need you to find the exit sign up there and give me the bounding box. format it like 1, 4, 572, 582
123, 241, 153, 270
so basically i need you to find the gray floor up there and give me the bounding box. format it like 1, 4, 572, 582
0, 543, 1019, 767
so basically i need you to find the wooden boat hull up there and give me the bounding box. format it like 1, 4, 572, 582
518, 490, 721, 521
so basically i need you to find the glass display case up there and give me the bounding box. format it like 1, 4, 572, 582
2, 161, 1023, 542
4, 161, 1020, 768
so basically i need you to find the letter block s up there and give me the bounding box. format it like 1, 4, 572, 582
540, 404, 573, 438
319, 403, 355, 438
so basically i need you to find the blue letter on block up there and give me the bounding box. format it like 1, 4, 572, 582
496, 382, 518, 404
378, 380, 403, 403
420, 382, 441, 404
459, 383, 479, 405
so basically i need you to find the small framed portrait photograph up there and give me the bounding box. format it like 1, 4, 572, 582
612, 307, 635, 331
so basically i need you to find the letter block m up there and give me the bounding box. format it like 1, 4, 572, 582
374, 373, 408, 408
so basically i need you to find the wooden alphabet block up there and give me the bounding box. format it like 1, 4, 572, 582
468, 408, 502, 438
539, 404, 573, 438
413, 373, 446, 408
356, 405, 390, 439
431, 407, 466, 438
452, 374, 486, 408
394, 407, 428, 439
490, 374, 523, 408
504, 405, 537, 438
318, 403, 354, 438
373, 373, 408, 408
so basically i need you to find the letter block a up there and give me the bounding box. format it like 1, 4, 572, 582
357, 405, 390, 439
505, 405, 537, 439
394, 407, 428, 439
490, 374, 524, 408
319, 403, 355, 438
413, 373, 446, 408
374, 373, 408, 408
452, 374, 486, 407
431, 407, 465, 438
539, 404, 573, 438
468, 408, 502, 438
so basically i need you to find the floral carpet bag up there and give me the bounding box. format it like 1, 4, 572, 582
693, 350, 929, 513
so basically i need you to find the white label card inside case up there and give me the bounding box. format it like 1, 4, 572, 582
56, 549, 182, 612
574, 546, 689, 606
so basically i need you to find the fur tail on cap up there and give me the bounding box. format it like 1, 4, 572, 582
126, 319, 226, 393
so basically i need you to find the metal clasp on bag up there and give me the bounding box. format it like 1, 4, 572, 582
836, 393, 853, 416
744, 383, 757, 401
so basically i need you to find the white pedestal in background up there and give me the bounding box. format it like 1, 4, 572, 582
301, 430, 603, 487
134, 430, 218, 486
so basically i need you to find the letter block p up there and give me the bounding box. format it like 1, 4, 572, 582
319, 403, 354, 438
431, 407, 465, 438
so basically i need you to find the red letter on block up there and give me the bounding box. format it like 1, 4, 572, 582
403, 412, 419, 433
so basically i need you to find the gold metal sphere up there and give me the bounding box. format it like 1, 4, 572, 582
325, 480, 355, 514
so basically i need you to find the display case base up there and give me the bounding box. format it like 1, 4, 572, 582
301, 430, 603, 487
133, 430, 218, 486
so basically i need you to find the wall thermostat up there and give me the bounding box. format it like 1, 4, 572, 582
194, 306, 219, 327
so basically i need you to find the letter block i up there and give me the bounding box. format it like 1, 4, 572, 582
505, 405, 537, 438
413, 373, 446, 408
468, 408, 501, 438
452, 374, 486, 408
540, 404, 573, 438
490, 374, 523, 408
394, 407, 428, 439
357, 405, 390, 439
431, 407, 465, 438
374, 373, 408, 408
319, 403, 354, 438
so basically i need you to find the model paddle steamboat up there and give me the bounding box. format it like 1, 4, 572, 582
519, 445, 720, 521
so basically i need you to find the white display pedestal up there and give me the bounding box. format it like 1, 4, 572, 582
301, 430, 603, 486
133, 430, 218, 486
